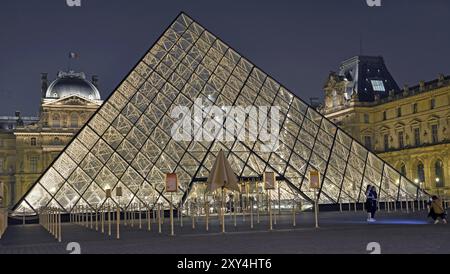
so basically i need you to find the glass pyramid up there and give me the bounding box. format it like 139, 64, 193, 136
13, 12, 422, 216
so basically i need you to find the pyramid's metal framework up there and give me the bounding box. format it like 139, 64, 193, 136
13, 13, 421, 215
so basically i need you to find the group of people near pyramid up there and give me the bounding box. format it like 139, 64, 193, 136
365, 185, 447, 224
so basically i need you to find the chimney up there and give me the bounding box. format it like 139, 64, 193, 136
92, 75, 99, 88
41, 73, 48, 98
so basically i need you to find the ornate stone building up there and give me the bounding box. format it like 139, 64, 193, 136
321, 55, 450, 198
0, 70, 102, 208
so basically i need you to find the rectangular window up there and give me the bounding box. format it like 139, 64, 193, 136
0, 158, 3, 173
383, 111, 387, 121
31, 138, 37, 146
30, 156, 39, 173
397, 107, 402, 118
384, 134, 389, 151
364, 136, 372, 150
364, 114, 369, 124
414, 128, 420, 146
398, 132, 404, 148
371, 80, 385, 92
432, 125, 439, 143
412, 103, 418, 114
431, 98, 436, 109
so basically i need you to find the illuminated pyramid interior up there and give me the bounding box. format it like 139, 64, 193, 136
13, 12, 421, 215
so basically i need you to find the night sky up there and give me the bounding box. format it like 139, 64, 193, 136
0, 0, 449, 116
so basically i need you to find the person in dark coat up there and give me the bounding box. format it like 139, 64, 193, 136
369, 186, 378, 222
365, 184, 373, 221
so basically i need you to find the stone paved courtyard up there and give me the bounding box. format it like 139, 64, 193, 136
1, 210, 449, 254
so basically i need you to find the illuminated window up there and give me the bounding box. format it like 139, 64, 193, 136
432, 124, 438, 143
52, 114, 60, 128
30, 156, 39, 173
71, 113, 79, 128
371, 80, 385, 92
364, 114, 369, 124
417, 162, 425, 183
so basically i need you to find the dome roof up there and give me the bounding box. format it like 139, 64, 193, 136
45, 71, 101, 100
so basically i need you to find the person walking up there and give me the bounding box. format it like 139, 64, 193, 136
429, 195, 447, 224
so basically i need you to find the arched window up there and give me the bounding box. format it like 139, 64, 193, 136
400, 163, 407, 177
70, 113, 79, 128
53, 137, 61, 145
417, 162, 425, 183
435, 160, 445, 188
52, 114, 60, 128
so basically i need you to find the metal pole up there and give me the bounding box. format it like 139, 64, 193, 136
221, 188, 225, 233
250, 198, 254, 229
158, 203, 162, 234
139, 203, 142, 230
314, 189, 319, 229
58, 209, 61, 243
116, 205, 120, 240
95, 206, 98, 231
170, 194, 174, 236
147, 205, 151, 231
268, 190, 273, 231
108, 205, 111, 236
205, 200, 209, 231
180, 205, 183, 228
101, 206, 104, 233
292, 199, 296, 227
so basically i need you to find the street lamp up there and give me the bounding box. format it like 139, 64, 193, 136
436, 178, 440, 197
